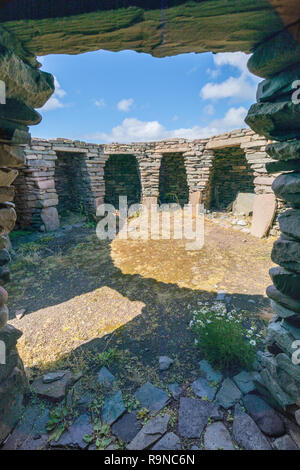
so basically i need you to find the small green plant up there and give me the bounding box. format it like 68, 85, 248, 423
46, 406, 69, 442
94, 348, 120, 366
84, 421, 112, 450
190, 303, 257, 370
136, 408, 149, 423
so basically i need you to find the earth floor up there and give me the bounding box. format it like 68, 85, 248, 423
2, 215, 283, 450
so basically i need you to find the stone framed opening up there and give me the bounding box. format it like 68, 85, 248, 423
158, 153, 189, 207
54, 151, 92, 221
208, 146, 255, 211
104, 154, 141, 209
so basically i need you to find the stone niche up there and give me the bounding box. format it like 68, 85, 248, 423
54, 151, 93, 219
207, 146, 255, 211
158, 153, 189, 207
104, 154, 141, 209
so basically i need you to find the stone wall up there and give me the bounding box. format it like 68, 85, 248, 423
13, 128, 280, 234
104, 154, 141, 208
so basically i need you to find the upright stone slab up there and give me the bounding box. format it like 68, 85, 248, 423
251, 193, 276, 238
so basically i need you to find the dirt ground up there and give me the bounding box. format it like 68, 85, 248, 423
6, 216, 275, 386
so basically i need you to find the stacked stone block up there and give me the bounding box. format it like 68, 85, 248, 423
244, 26, 300, 413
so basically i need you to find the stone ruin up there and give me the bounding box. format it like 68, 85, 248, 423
13, 128, 281, 238
0, 0, 300, 445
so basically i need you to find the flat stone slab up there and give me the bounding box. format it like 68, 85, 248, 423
111, 412, 142, 443
134, 382, 170, 412
159, 356, 173, 371
51, 413, 93, 449
168, 382, 182, 400
191, 377, 217, 400
2, 405, 49, 450
152, 432, 181, 450
204, 422, 235, 450
178, 397, 222, 439
127, 414, 170, 450
31, 369, 77, 401
97, 366, 115, 386
243, 394, 285, 437
232, 371, 256, 395
216, 378, 243, 409
232, 192, 255, 216
251, 193, 276, 238
43, 371, 66, 384
101, 389, 126, 425
199, 359, 223, 384
273, 434, 299, 450
232, 404, 272, 450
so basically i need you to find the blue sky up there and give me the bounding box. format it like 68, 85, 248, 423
34, 50, 261, 143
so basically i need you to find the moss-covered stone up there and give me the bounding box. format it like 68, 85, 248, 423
248, 25, 300, 79
266, 141, 300, 161
1, 1, 285, 57
245, 102, 300, 141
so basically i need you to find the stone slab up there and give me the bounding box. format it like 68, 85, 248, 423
251, 193, 276, 238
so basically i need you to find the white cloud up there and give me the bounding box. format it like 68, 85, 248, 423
94, 98, 106, 108
117, 98, 134, 112
40, 77, 66, 111
172, 114, 179, 121
86, 107, 247, 143
200, 52, 259, 102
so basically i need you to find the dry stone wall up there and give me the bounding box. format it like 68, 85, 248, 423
13, 129, 281, 233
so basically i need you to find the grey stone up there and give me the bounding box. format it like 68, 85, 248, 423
266, 141, 300, 162
40, 207, 59, 232
295, 409, 300, 426
159, 355, 173, 371
1, 405, 49, 450
111, 411, 142, 443
272, 237, 300, 274
272, 172, 300, 206
245, 101, 300, 142
279, 209, 300, 241
52, 413, 93, 449
273, 434, 298, 450
97, 366, 115, 386
250, 193, 276, 238
0, 207, 16, 235
270, 267, 300, 301
152, 432, 181, 450
0, 304, 8, 330
199, 359, 223, 384
31, 369, 78, 401
232, 193, 255, 216
233, 371, 256, 395
178, 397, 221, 438
134, 382, 170, 412
267, 286, 300, 314
0, 249, 10, 266
0, 98, 41, 126
191, 377, 217, 400
101, 389, 126, 425
216, 378, 243, 409
266, 160, 300, 174
257, 63, 300, 102
232, 404, 272, 450
0, 323, 22, 349
43, 371, 66, 384
204, 422, 235, 450
0, 144, 25, 168
259, 368, 294, 409
75, 391, 94, 412
168, 382, 182, 400
127, 414, 170, 450
243, 394, 285, 437
276, 353, 300, 383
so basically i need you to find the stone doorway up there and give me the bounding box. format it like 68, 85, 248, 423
54, 151, 91, 221
104, 154, 141, 209
208, 146, 255, 211
158, 153, 189, 207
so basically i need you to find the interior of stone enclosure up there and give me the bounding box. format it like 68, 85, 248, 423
208, 147, 255, 211
0, 0, 300, 451
158, 153, 189, 206
104, 154, 141, 209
